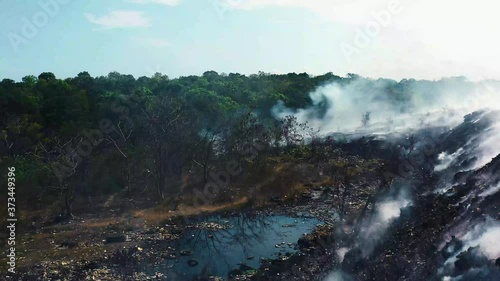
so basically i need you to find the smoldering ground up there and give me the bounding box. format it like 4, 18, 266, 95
272, 76, 500, 135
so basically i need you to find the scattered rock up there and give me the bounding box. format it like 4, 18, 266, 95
195, 222, 230, 231
161, 253, 177, 260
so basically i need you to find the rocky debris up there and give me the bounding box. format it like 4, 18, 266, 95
301, 191, 312, 199
297, 224, 334, 251
161, 252, 177, 260
229, 264, 257, 280
109, 247, 141, 268
126, 225, 181, 242
310, 190, 323, 200
195, 221, 231, 231
248, 224, 337, 281
81, 261, 100, 271
12, 259, 150, 281
81, 267, 117, 280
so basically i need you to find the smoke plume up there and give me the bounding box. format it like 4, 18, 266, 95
272, 77, 500, 135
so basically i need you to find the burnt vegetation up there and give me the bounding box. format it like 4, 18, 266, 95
1, 71, 499, 280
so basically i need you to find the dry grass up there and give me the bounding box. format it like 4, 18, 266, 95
80, 217, 126, 228
4, 155, 386, 273
10, 217, 140, 269
133, 197, 249, 225
10, 194, 253, 268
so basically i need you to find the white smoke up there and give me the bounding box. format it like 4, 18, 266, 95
463, 222, 500, 260
439, 217, 500, 279
272, 77, 500, 135
294, 77, 500, 280
336, 247, 349, 263
470, 116, 500, 170
325, 270, 353, 281
479, 182, 500, 197
434, 148, 465, 172
323, 186, 412, 281
377, 200, 411, 223
432, 110, 500, 177
358, 186, 412, 255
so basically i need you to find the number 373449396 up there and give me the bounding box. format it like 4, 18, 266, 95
7, 167, 16, 217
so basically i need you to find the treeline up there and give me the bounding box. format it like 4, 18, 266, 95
0, 71, 478, 219
0, 71, 348, 218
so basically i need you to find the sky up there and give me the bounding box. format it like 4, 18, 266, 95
0, 0, 499, 81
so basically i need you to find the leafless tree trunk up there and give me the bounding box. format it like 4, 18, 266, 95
35, 137, 83, 220
143, 97, 190, 198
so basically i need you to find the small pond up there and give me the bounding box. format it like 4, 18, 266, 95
141, 214, 321, 279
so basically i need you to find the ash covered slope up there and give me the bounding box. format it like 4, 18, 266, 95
431, 110, 500, 281
330, 110, 500, 281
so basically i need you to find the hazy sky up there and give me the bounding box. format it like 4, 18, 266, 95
1, 0, 499, 81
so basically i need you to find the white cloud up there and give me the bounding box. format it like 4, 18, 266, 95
128, 0, 180, 6
220, 0, 390, 23
84, 10, 151, 29
220, 0, 500, 80
222, 0, 498, 36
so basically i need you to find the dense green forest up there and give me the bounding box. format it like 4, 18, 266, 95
0, 71, 343, 218
0, 71, 478, 221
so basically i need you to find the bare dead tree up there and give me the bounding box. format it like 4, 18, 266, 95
1, 130, 14, 152
276, 115, 307, 147
0, 116, 22, 160
192, 129, 218, 184
104, 121, 137, 198
143, 97, 191, 198
362, 111, 371, 127
34, 136, 83, 219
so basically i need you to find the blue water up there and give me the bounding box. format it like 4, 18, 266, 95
143, 214, 321, 280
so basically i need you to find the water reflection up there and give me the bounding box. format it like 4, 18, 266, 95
144, 214, 320, 280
